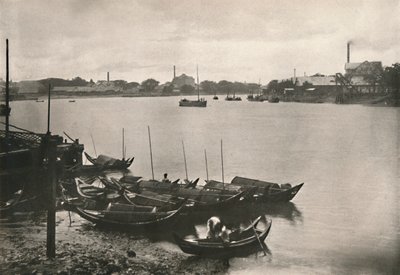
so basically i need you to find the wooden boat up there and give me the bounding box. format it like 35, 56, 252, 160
247, 94, 265, 102
226, 90, 241, 101
179, 66, 207, 107
268, 96, 280, 103
213, 95, 219, 100
84, 152, 133, 170
174, 189, 249, 211
0, 189, 24, 215
107, 178, 185, 210
75, 178, 121, 201
231, 176, 303, 202
68, 202, 184, 229
123, 178, 248, 211
173, 216, 271, 257
179, 98, 207, 107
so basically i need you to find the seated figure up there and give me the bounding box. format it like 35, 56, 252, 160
206, 216, 230, 242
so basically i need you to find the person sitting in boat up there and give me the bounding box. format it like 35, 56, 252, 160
162, 173, 171, 183
206, 216, 230, 242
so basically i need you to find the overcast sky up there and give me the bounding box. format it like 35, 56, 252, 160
0, 0, 399, 84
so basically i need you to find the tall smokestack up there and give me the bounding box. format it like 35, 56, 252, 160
347, 42, 350, 63
107, 72, 109, 82
173, 65, 176, 79
293, 68, 296, 84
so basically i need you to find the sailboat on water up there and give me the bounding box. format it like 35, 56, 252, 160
225, 89, 241, 101
179, 65, 207, 107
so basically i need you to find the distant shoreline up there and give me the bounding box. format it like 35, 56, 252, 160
5, 91, 398, 107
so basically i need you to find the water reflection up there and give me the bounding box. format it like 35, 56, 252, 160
255, 202, 303, 225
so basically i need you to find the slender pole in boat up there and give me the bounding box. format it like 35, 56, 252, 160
90, 133, 97, 157
221, 139, 225, 190
204, 149, 209, 182
122, 128, 125, 160
196, 64, 200, 101
182, 140, 188, 180
148, 125, 155, 180
5, 39, 10, 136
47, 84, 51, 134
251, 220, 267, 256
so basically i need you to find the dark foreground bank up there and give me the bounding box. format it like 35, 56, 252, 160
0, 211, 235, 274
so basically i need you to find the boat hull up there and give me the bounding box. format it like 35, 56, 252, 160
70, 203, 184, 230
179, 100, 207, 107
174, 218, 271, 257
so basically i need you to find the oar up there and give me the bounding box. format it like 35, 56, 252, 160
250, 220, 267, 256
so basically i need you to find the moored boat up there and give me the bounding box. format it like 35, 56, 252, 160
67, 202, 184, 229
231, 176, 303, 202
84, 152, 133, 170
173, 216, 272, 257
179, 98, 207, 107
179, 66, 207, 107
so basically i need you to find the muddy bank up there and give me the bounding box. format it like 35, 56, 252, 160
0, 211, 230, 274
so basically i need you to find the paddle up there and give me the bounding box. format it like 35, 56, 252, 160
250, 220, 267, 256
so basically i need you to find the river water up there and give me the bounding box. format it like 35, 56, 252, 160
8, 96, 400, 274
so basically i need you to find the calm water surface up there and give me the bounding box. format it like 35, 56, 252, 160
9, 96, 400, 274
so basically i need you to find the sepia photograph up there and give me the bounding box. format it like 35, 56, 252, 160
0, 0, 399, 274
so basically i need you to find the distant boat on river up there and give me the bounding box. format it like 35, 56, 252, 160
179, 65, 207, 107
268, 96, 279, 103
225, 90, 241, 101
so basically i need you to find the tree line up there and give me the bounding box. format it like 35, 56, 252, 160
36, 63, 399, 98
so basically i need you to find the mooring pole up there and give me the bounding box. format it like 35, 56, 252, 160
5, 39, 10, 135
47, 84, 51, 134
204, 149, 209, 182
182, 140, 188, 180
46, 138, 57, 258
148, 126, 155, 180
122, 128, 125, 160
221, 139, 225, 188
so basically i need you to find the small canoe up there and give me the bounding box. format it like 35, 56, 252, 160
173, 216, 271, 257
69, 202, 185, 229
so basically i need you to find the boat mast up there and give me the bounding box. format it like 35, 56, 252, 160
204, 149, 209, 182
221, 139, 225, 190
196, 64, 200, 101
182, 140, 188, 180
90, 133, 98, 157
148, 126, 155, 180
122, 128, 125, 160
47, 84, 51, 134
5, 39, 10, 135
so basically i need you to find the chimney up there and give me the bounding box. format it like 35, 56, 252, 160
293, 68, 296, 84
107, 72, 110, 82
173, 65, 176, 79
347, 42, 350, 63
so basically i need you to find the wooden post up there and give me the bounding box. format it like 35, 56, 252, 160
221, 139, 224, 188
46, 137, 57, 258
204, 149, 209, 182
122, 128, 125, 160
47, 84, 51, 134
5, 39, 10, 135
148, 126, 154, 180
